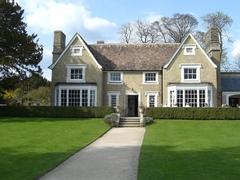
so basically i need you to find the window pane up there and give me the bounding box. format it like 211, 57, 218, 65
110, 72, 121, 82
149, 95, 155, 107
145, 73, 156, 82
177, 90, 183, 107
90, 90, 96, 107
185, 90, 197, 107
199, 90, 206, 107
70, 68, 83, 80
110, 95, 117, 107
81, 89, 88, 107
68, 90, 81, 106
184, 68, 197, 80
170, 90, 174, 107
61, 89, 67, 106
186, 48, 193, 53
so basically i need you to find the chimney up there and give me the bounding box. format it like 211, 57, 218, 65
52, 31, 66, 63
97, 40, 104, 44
205, 27, 221, 65
205, 27, 222, 106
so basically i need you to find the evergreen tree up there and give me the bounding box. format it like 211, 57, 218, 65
0, 0, 43, 79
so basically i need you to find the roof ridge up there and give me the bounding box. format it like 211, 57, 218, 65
89, 42, 180, 46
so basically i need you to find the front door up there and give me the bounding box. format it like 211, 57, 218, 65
127, 95, 138, 117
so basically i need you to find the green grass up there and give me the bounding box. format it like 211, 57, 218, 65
0, 117, 109, 180
138, 120, 240, 180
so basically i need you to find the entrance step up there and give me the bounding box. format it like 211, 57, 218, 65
119, 117, 141, 127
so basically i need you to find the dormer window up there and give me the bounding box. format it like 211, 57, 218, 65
71, 45, 83, 56
183, 45, 196, 55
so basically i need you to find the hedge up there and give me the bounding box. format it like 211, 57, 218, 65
0, 106, 113, 118
145, 107, 240, 120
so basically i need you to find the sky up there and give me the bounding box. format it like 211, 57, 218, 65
15, 0, 240, 80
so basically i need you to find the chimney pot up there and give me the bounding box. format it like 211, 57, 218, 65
97, 40, 104, 44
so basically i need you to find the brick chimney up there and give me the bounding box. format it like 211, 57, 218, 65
205, 27, 221, 65
52, 31, 66, 63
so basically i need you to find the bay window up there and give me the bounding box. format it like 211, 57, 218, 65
56, 85, 97, 107
168, 84, 212, 107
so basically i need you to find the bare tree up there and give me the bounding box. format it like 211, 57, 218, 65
194, 31, 206, 49
151, 20, 168, 43
119, 23, 134, 43
202, 11, 233, 70
135, 20, 151, 43
161, 13, 198, 43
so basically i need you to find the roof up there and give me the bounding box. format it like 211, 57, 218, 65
163, 34, 217, 69
88, 43, 179, 70
221, 72, 240, 91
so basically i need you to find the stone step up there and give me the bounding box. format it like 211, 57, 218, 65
119, 121, 140, 124
119, 123, 141, 127
120, 119, 140, 122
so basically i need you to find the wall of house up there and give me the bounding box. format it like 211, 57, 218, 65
51, 38, 103, 106
163, 36, 218, 107
103, 71, 162, 115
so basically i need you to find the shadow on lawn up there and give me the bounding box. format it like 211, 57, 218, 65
139, 145, 240, 180
0, 146, 70, 180
0, 117, 94, 123
2, 144, 240, 180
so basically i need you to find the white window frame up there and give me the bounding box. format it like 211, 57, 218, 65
167, 84, 212, 107
180, 64, 201, 83
183, 44, 196, 55
145, 92, 158, 107
71, 45, 83, 56
108, 91, 120, 107
66, 64, 86, 83
107, 72, 123, 84
143, 72, 158, 84
55, 85, 97, 107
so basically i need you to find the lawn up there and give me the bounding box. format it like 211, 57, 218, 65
0, 117, 109, 180
138, 120, 240, 180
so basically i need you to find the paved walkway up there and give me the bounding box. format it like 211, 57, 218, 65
39, 127, 145, 180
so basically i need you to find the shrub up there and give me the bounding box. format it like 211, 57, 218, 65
0, 106, 113, 118
145, 107, 240, 120
144, 117, 154, 125
104, 113, 120, 127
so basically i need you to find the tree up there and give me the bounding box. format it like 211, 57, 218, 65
119, 23, 134, 43
161, 13, 198, 43
202, 11, 233, 71
0, 0, 43, 79
135, 20, 152, 43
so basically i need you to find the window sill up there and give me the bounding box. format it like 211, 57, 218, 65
181, 80, 200, 83
67, 79, 86, 83
142, 81, 159, 85
107, 81, 123, 85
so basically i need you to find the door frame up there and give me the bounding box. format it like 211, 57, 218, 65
125, 92, 140, 117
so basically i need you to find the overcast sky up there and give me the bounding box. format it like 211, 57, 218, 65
16, 0, 240, 80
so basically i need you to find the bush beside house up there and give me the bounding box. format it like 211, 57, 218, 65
146, 107, 240, 120
0, 106, 113, 118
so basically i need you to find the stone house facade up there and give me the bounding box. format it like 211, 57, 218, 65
49, 28, 239, 116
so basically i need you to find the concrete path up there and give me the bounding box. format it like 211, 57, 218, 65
39, 127, 145, 180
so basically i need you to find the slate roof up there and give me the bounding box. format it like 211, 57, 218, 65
88, 43, 180, 71
221, 72, 240, 91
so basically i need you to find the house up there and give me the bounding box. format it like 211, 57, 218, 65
49, 27, 239, 117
